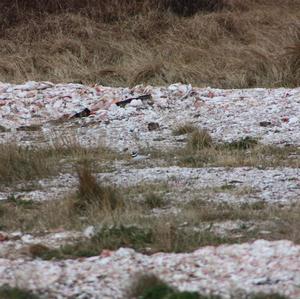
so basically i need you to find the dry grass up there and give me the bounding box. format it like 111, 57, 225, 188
0, 142, 121, 185
187, 129, 213, 151
0, 143, 61, 184
0, 0, 299, 87
174, 129, 300, 168
178, 143, 300, 168
1, 178, 300, 256
172, 123, 198, 136
73, 164, 123, 213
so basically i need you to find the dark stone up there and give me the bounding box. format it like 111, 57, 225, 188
116, 94, 151, 107
148, 122, 160, 131
259, 121, 272, 127
161, 0, 224, 17
16, 124, 42, 131
72, 108, 91, 118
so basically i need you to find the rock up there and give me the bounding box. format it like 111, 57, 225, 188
83, 226, 96, 238
259, 121, 272, 127
0, 232, 9, 242
72, 108, 91, 118
148, 122, 160, 131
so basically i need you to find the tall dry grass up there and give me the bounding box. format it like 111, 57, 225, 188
0, 0, 299, 87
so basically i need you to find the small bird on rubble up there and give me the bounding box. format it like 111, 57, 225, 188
131, 151, 150, 161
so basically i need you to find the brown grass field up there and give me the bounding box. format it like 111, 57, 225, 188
0, 0, 299, 87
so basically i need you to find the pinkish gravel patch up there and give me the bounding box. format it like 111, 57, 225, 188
0, 240, 299, 298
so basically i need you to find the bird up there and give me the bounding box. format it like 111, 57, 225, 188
131, 151, 150, 161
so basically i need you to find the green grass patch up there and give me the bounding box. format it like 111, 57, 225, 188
0, 286, 40, 299
127, 274, 220, 299
6, 194, 35, 209
249, 293, 289, 299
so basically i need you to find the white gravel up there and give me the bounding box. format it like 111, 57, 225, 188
0, 82, 300, 299
0, 240, 300, 298
1, 167, 299, 204
0, 82, 299, 149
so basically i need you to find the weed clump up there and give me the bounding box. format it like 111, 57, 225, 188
73, 165, 122, 213
173, 124, 197, 136
7, 194, 35, 209
224, 137, 258, 150
144, 193, 165, 209
187, 129, 213, 151
32, 225, 153, 260
93, 225, 153, 250
127, 273, 220, 299
28, 244, 51, 258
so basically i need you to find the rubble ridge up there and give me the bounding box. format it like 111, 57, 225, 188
0, 240, 300, 298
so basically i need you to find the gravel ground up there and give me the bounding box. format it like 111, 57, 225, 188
0, 82, 299, 298
0, 240, 300, 299
1, 166, 299, 204
0, 82, 299, 149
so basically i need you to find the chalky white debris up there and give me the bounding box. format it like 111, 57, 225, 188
0, 240, 300, 298
0, 81, 299, 149
2, 166, 299, 204
0, 82, 299, 298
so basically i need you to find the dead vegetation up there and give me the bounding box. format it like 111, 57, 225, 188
0, 141, 121, 185
176, 129, 300, 168
172, 123, 197, 136
0, 0, 299, 87
1, 173, 300, 257
73, 164, 123, 213
0, 143, 60, 184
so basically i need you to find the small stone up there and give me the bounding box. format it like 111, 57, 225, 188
72, 108, 91, 118
259, 121, 272, 127
148, 122, 160, 131
0, 232, 9, 242
83, 226, 95, 238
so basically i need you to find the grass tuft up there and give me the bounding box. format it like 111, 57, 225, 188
173, 124, 197, 136
7, 194, 35, 208
127, 273, 220, 299
28, 244, 51, 258
224, 137, 258, 150
187, 129, 213, 151
73, 165, 122, 213
144, 193, 166, 209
